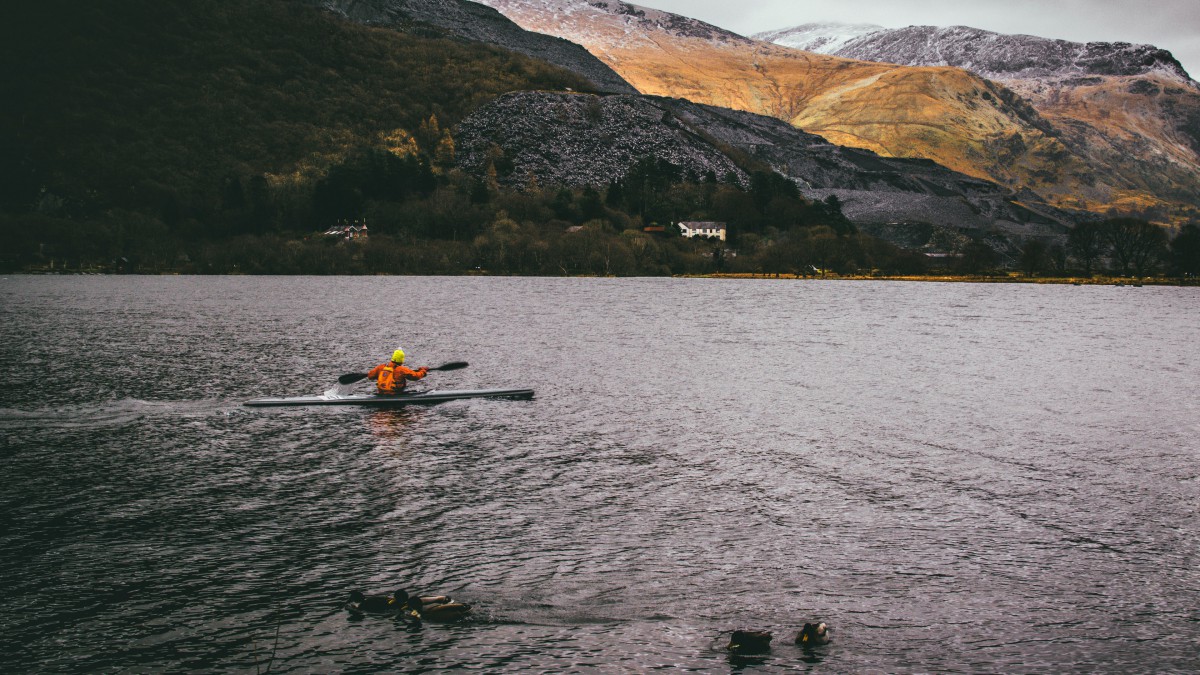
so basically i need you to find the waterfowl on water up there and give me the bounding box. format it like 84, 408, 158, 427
795, 622, 831, 646
727, 630, 773, 654
406, 595, 473, 622
345, 590, 406, 616
346, 589, 471, 622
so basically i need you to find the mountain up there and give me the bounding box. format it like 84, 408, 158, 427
1, 0, 1056, 244
474, 0, 1199, 224
765, 24, 1192, 83
470, 2, 1100, 208
757, 24, 1200, 223
303, 0, 1076, 236
304, 0, 636, 93
473, 1, 1000, 125
456, 91, 1072, 237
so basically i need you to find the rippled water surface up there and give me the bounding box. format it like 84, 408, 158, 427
1, 276, 1198, 672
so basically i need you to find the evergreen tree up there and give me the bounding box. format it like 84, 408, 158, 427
1168, 223, 1200, 277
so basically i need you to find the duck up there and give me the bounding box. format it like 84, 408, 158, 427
727, 629, 772, 654
406, 594, 473, 622
795, 622, 831, 646
345, 590, 406, 616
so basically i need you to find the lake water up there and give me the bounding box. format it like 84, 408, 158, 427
1, 275, 1197, 673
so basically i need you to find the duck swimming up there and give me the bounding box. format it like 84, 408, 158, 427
406, 595, 473, 622
727, 630, 773, 654
795, 622, 830, 646
345, 590, 410, 616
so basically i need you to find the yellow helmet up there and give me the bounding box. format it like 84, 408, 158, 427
391, 348, 406, 364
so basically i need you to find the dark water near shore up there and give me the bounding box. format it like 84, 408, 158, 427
1, 276, 1197, 673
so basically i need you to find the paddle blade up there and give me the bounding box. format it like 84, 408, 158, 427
432, 361, 468, 371
338, 372, 370, 385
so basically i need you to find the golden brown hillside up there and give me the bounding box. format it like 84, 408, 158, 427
478, 0, 1199, 222
480, 4, 1075, 187
613, 39, 1084, 183
1011, 75, 1200, 220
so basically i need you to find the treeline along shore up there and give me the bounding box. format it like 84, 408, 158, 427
4, 161, 1199, 280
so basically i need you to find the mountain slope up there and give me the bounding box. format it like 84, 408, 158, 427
758, 24, 1200, 222
305, 0, 636, 93
475, 1, 989, 124
471, 1, 1102, 211
769, 24, 1192, 83
455, 91, 1073, 236
0, 0, 593, 219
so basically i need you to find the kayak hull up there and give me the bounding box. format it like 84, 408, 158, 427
244, 388, 534, 408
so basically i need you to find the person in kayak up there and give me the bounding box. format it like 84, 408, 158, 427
368, 349, 428, 395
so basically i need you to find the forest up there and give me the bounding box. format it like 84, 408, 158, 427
4, 148, 1197, 279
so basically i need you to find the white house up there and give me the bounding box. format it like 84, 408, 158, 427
323, 220, 369, 241
677, 221, 726, 241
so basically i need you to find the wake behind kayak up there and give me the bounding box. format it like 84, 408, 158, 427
244, 388, 534, 408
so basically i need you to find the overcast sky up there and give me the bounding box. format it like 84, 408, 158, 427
635, 0, 1200, 78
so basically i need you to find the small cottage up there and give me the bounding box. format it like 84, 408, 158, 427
323, 220, 369, 241
677, 221, 726, 241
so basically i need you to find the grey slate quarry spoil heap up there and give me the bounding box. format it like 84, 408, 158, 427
455, 91, 748, 189
455, 91, 1078, 239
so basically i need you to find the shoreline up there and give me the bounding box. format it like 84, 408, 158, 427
5, 270, 1196, 286
687, 273, 1195, 286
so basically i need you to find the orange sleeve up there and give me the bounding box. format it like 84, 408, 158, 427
367, 363, 385, 380
398, 365, 426, 380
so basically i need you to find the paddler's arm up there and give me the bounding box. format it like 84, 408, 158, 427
366, 363, 385, 381
401, 366, 428, 381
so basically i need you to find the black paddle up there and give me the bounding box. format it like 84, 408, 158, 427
338, 361, 468, 385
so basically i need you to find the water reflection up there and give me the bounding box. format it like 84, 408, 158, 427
798, 644, 828, 665
367, 409, 421, 440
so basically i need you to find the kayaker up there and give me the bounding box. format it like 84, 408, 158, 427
367, 349, 428, 395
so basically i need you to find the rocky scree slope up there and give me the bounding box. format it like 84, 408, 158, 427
454, 91, 748, 188
307, 0, 637, 93
455, 91, 1074, 237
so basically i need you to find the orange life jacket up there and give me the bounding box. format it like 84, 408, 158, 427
377, 363, 399, 393
371, 362, 426, 394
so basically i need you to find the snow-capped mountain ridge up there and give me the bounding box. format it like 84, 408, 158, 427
754, 22, 883, 55
755, 23, 1193, 85
474, 0, 752, 52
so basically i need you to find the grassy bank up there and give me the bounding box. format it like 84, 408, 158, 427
10, 266, 1197, 286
